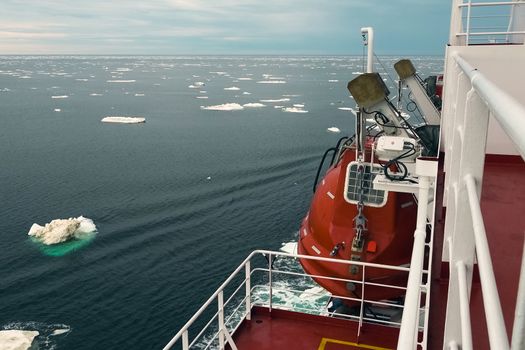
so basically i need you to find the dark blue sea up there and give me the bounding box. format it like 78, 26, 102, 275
0, 55, 443, 349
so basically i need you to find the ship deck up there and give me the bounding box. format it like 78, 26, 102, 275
231, 156, 524, 350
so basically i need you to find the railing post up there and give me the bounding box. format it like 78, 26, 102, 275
358, 265, 366, 339
182, 330, 189, 350
218, 290, 225, 350
245, 261, 251, 321
444, 89, 489, 348
456, 261, 473, 350
268, 252, 273, 312
511, 239, 525, 350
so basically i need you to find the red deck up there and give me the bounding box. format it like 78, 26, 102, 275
232, 307, 399, 350
231, 156, 524, 350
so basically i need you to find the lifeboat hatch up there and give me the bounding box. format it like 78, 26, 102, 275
344, 162, 387, 207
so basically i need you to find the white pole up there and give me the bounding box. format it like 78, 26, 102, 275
245, 261, 251, 321
457, 261, 473, 350
397, 175, 430, 349
218, 291, 225, 350
360, 27, 374, 73
511, 239, 525, 350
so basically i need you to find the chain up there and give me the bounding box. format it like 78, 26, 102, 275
352, 162, 368, 252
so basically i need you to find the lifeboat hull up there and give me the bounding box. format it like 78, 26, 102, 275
298, 148, 417, 305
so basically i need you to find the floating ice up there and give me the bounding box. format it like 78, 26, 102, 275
1, 88, 11, 92
51, 95, 68, 99
28, 216, 97, 245
293, 104, 304, 108
54, 108, 61, 112
107, 80, 136, 83
134, 93, 145, 97
280, 242, 297, 254
196, 96, 209, 99
243, 103, 266, 108
260, 98, 290, 103
327, 127, 341, 133
352, 71, 364, 75
242, 92, 251, 95
257, 80, 286, 84
282, 107, 308, 113
89, 93, 103, 96
338, 107, 357, 116
224, 86, 240, 91
188, 85, 200, 89
0, 330, 39, 350
75, 78, 89, 82
328, 79, 339, 82
237, 77, 252, 81
116, 68, 132, 72
194, 82, 205, 86
101, 116, 146, 124
201, 103, 244, 111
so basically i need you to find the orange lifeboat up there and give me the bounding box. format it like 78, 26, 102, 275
297, 142, 417, 305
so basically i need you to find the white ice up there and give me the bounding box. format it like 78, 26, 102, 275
257, 80, 286, 84
51, 95, 68, 99
243, 103, 266, 108
242, 92, 251, 95
101, 116, 146, 124
107, 80, 136, 83
280, 242, 297, 254
28, 216, 97, 245
224, 86, 240, 91
260, 98, 290, 103
328, 79, 339, 82
134, 93, 145, 97
196, 96, 209, 99
327, 127, 341, 133
293, 104, 304, 108
338, 107, 357, 116
89, 93, 103, 96
282, 107, 308, 113
54, 108, 61, 112
0, 330, 39, 350
200, 103, 244, 111
237, 77, 252, 81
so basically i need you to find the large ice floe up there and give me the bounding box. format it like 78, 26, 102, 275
28, 216, 97, 245
0, 330, 39, 350
200, 103, 244, 111
101, 116, 145, 124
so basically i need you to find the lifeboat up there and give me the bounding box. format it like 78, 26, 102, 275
298, 59, 441, 306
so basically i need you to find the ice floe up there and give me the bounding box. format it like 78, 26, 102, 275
293, 104, 304, 108
327, 127, 341, 133
242, 92, 251, 95
101, 116, 146, 124
201, 103, 244, 111
196, 96, 209, 99
89, 93, 103, 96
328, 79, 339, 82
51, 95, 68, 99
75, 78, 89, 82
257, 80, 286, 84
237, 77, 252, 81
280, 242, 297, 254
134, 93, 145, 97
224, 86, 240, 91
338, 107, 357, 115
107, 80, 136, 83
243, 103, 266, 108
282, 107, 308, 113
260, 98, 290, 103
0, 330, 39, 350
54, 108, 61, 112
28, 216, 97, 245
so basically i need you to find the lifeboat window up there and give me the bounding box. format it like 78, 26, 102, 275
344, 162, 387, 207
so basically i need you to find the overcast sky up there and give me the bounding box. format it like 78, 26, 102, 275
0, 0, 452, 55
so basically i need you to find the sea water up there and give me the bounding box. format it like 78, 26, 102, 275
0, 55, 443, 349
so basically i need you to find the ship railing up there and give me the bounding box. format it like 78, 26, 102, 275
440, 52, 525, 350
450, 0, 525, 45
163, 250, 425, 350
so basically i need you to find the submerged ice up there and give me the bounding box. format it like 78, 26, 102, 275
28, 216, 97, 245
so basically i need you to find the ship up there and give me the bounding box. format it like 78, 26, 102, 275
163, 1, 525, 349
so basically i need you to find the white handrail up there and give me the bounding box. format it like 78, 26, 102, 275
453, 53, 525, 159
465, 174, 510, 349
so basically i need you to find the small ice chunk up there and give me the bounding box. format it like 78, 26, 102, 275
338, 107, 357, 116
327, 127, 341, 133
206, 176, 212, 181
200, 103, 244, 111
293, 104, 304, 108
51, 328, 70, 336
0, 330, 39, 350
101, 116, 146, 124
257, 80, 286, 84
54, 108, 61, 112
282, 107, 308, 113
243, 103, 265, 108
194, 82, 205, 86
260, 98, 290, 103
134, 93, 145, 97
51, 95, 68, 99
224, 86, 240, 91
196, 96, 208, 99
237, 77, 252, 81
328, 79, 339, 82
280, 242, 297, 254
107, 80, 136, 83
75, 78, 89, 81
242, 92, 251, 95
89, 93, 103, 96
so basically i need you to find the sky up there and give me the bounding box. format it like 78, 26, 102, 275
0, 0, 452, 55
